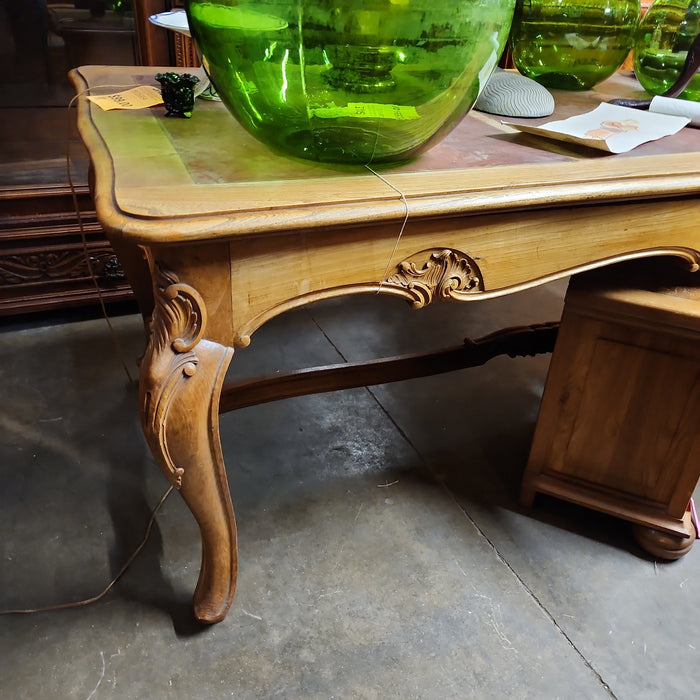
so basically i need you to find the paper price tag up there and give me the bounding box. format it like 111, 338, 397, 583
87, 86, 164, 111
312, 102, 419, 120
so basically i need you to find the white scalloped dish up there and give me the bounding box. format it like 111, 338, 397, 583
148, 10, 191, 37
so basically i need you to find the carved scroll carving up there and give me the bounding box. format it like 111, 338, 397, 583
140, 263, 207, 488
384, 248, 484, 307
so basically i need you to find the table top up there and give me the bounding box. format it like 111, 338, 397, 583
71, 65, 700, 245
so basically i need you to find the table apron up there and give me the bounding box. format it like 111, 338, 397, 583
142, 196, 700, 349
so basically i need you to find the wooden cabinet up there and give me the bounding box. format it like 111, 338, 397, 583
522, 261, 700, 558
0, 0, 198, 316
0, 184, 132, 315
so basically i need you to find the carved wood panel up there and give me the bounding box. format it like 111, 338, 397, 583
0, 185, 133, 315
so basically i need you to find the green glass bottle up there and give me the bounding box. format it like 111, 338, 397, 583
510, 0, 640, 90
184, 0, 516, 163
634, 0, 700, 100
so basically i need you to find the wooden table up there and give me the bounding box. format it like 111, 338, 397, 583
71, 65, 700, 624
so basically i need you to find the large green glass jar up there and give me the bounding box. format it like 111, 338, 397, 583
184, 0, 516, 163
634, 0, 700, 100
510, 0, 640, 90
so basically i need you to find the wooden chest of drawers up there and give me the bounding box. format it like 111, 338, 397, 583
522, 262, 700, 559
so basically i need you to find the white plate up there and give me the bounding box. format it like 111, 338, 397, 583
148, 10, 190, 37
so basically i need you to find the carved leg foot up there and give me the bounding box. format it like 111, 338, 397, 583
633, 509, 696, 561
140, 266, 237, 623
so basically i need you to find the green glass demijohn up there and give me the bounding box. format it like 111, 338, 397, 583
634, 0, 700, 100
510, 0, 640, 89
183, 0, 517, 163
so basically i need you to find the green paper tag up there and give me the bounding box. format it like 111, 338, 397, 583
311, 103, 420, 120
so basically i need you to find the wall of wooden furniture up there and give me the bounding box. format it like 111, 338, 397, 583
0, 0, 198, 316
0, 183, 133, 315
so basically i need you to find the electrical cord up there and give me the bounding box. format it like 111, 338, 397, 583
0, 487, 173, 616
364, 163, 410, 289
67, 86, 141, 385
0, 84, 172, 616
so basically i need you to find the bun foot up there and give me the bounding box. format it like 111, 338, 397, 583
633, 508, 696, 560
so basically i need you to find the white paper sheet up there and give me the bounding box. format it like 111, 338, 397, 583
505, 103, 689, 153
649, 95, 700, 127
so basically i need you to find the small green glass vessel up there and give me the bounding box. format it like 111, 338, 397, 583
510, 0, 640, 90
184, 0, 516, 163
634, 0, 700, 100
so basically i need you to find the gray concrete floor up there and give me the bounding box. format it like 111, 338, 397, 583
1, 281, 699, 699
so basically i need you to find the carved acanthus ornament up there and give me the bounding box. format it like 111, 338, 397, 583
0, 249, 126, 285
384, 248, 483, 307
140, 263, 207, 488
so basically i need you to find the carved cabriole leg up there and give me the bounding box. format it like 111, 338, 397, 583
139, 262, 236, 624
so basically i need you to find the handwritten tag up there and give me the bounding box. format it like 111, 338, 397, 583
87, 86, 164, 111
312, 103, 419, 120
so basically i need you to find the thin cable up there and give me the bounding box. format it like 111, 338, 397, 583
0, 84, 173, 618
0, 486, 174, 616
364, 164, 410, 289
67, 87, 138, 385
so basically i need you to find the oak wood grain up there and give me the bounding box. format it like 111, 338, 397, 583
70, 65, 700, 620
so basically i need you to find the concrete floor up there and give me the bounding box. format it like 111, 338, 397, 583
1, 280, 699, 699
